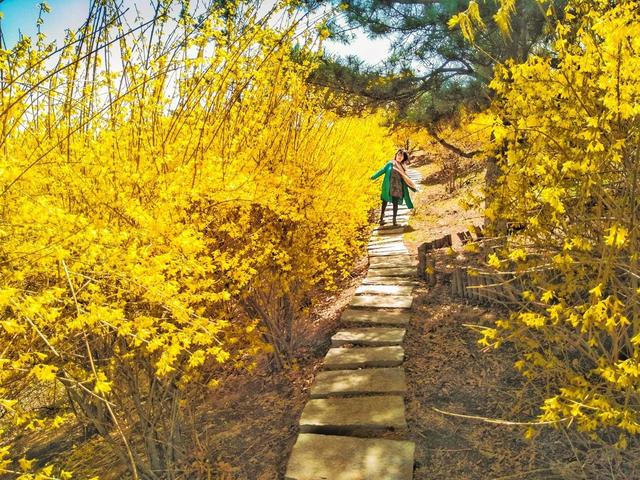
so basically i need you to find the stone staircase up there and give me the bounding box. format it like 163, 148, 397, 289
285, 168, 422, 480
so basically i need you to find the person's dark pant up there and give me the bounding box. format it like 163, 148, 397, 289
380, 198, 400, 225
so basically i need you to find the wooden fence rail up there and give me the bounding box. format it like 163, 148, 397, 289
416, 227, 524, 306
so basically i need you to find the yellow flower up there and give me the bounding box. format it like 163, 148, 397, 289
487, 253, 501, 269
589, 283, 603, 299
604, 225, 628, 249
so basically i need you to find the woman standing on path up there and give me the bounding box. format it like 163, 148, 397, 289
371, 149, 418, 226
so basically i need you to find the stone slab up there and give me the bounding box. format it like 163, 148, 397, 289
331, 328, 406, 347
324, 346, 404, 370
382, 213, 409, 217
367, 267, 416, 277
373, 227, 405, 235
367, 262, 415, 270
369, 262, 418, 275
350, 295, 413, 309
381, 217, 409, 222
341, 309, 411, 326
369, 238, 407, 250
369, 255, 416, 267
310, 368, 406, 398
369, 252, 410, 258
285, 434, 415, 480
368, 241, 407, 248
362, 276, 419, 286
370, 234, 403, 242
299, 395, 407, 433
369, 237, 405, 246
368, 249, 408, 256
355, 284, 414, 296
369, 244, 405, 250
380, 221, 408, 227
368, 249, 407, 256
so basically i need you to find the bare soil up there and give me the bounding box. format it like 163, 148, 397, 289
406, 273, 572, 480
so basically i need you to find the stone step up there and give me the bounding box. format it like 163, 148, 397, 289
368, 245, 409, 253
370, 233, 403, 241
380, 218, 408, 223
376, 219, 407, 225
372, 225, 405, 231
367, 267, 416, 277
331, 328, 406, 347
368, 241, 406, 248
285, 434, 415, 480
362, 276, 419, 286
341, 309, 411, 326
369, 262, 418, 275
299, 395, 407, 433
369, 245, 406, 253
369, 237, 406, 246
369, 255, 416, 267
369, 249, 407, 255
367, 237, 407, 250
324, 346, 404, 370
373, 227, 405, 235
367, 262, 415, 271
369, 249, 406, 256
368, 248, 407, 255
310, 368, 406, 398
350, 295, 413, 309
391, 211, 410, 216
367, 248, 409, 257
355, 284, 414, 296
381, 217, 409, 222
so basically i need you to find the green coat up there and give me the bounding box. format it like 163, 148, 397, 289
371, 162, 415, 209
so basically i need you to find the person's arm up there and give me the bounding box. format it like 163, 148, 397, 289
396, 166, 418, 191
370, 163, 388, 180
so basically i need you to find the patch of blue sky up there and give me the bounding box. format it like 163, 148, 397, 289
0, 0, 390, 66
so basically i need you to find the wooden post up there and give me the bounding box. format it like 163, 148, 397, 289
451, 268, 459, 296
470, 272, 477, 301
417, 243, 427, 280
479, 274, 488, 304
456, 268, 464, 298
427, 256, 436, 287
478, 275, 485, 302
461, 268, 469, 299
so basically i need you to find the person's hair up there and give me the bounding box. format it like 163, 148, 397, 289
395, 149, 409, 163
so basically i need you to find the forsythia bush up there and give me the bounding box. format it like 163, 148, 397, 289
0, 1, 393, 477
474, 0, 640, 446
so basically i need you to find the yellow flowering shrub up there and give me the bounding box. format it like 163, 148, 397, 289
0, 0, 393, 476
477, 0, 640, 445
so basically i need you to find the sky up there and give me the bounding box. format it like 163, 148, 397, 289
0, 0, 391, 65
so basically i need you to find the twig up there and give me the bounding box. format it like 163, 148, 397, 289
432, 407, 570, 426
62, 259, 140, 480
